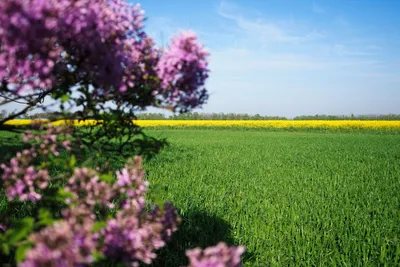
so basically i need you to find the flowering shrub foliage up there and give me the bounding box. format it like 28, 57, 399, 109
0, 126, 244, 266
0, 0, 209, 155
8, 130, 179, 266
0, 0, 208, 99
0, 0, 208, 108
0, 0, 245, 266
1, 125, 71, 201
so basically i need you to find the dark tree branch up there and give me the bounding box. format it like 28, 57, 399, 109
0, 90, 52, 125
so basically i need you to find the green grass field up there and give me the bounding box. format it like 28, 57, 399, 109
1, 129, 400, 266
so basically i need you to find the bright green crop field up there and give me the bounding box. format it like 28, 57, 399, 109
1, 129, 400, 266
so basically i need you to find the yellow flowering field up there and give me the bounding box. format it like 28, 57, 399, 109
3, 119, 400, 130
134, 120, 400, 130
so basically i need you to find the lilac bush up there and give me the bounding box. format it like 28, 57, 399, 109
0, 0, 209, 109
0, 0, 245, 266
0, 125, 244, 266
17, 149, 181, 267
0, 0, 149, 93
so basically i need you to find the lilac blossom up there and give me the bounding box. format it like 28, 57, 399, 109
64, 167, 115, 209
1, 125, 70, 201
0, 223, 7, 232
115, 156, 148, 210
0, 0, 150, 94
186, 242, 245, 267
21, 221, 96, 267
99, 156, 180, 266
1, 151, 49, 201
23, 125, 72, 155
0, 0, 209, 112
156, 31, 210, 110
101, 202, 179, 266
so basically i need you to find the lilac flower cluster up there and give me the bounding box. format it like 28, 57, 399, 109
64, 167, 115, 209
0, 0, 210, 111
100, 201, 180, 266
1, 125, 70, 201
21, 220, 96, 267
19, 155, 181, 267
156, 31, 210, 110
0, 0, 148, 93
1, 151, 49, 201
64, 156, 147, 210
22, 125, 71, 156
186, 242, 246, 267
115, 156, 148, 209
101, 209, 166, 266
94, 157, 179, 266
4, 146, 243, 266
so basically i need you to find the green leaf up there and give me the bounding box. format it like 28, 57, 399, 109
93, 251, 105, 261
60, 94, 70, 103
5, 217, 34, 245
99, 173, 114, 183
1, 243, 9, 255
38, 209, 54, 227
56, 188, 74, 202
37, 162, 49, 170
81, 156, 94, 168
15, 242, 33, 263
69, 155, 76, 168
51, 158, 65, 167
92, 221, 107, 233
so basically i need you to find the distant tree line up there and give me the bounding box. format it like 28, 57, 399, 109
136, 112, 288, 120
293, 114, 400, 120
138, 112, 400, 120
2, 111, 400, 120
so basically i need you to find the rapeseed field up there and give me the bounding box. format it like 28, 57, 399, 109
4, 119, 400, 131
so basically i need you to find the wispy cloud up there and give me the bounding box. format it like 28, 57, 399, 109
217, 0, 325, 44
213, 0, 379, 74
332, 44, 380, 57
210, 48, 327, 72
144, 0, 400, 116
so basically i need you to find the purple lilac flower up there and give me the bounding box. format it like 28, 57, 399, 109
23, 125, 72, 155
98, 156, 180, 266
0, 0, 209, 111
20, 221, 96, 267
1, 153, 49, 201
1, 125, 71, 201
0, 223, 7, 232
101, 203, 179, 267
156, 30, 210, 110
115, 156, 148, 210
186, 242, 245, 267
150, 202, 181, 240
64, 167, 115, 209
0, 0, 149, 94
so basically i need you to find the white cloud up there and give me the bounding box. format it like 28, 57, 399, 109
209, 48, 327, 73
332, 44, 379, 57
217, 0, 325, 44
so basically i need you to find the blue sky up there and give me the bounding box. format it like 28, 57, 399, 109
141, 0, 400, 117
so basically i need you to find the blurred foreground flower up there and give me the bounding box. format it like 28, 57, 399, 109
186, 242, 245, 267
